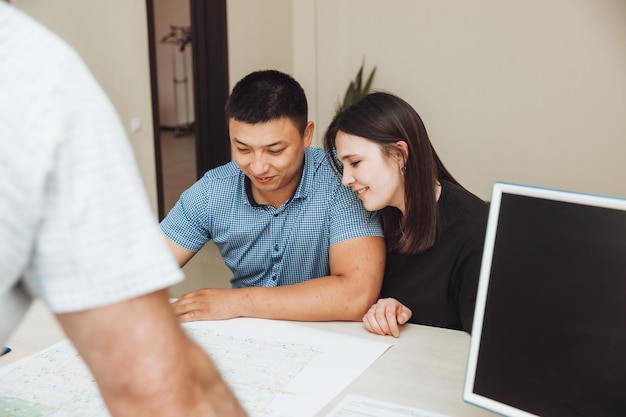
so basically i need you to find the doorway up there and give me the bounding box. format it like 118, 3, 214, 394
146, 0, 230, 220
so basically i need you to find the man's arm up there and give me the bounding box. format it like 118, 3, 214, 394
56, 289, 246, 417
172, 235, 385, 322
164, 233, 196, 267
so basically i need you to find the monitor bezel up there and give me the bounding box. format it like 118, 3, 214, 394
463, 182, 626, 417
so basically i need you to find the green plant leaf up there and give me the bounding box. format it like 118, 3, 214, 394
363, 66, 377, 95
337, 60, 377, 113
354, 65, 364, 91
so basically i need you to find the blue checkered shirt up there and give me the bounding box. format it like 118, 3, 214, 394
160, 147, 383, 288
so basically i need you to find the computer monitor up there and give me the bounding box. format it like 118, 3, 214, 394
464, 182, 626, 417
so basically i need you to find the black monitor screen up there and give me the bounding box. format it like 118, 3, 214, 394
465, 185, 626, 417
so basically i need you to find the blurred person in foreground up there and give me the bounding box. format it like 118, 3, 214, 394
0, 3, 245, 415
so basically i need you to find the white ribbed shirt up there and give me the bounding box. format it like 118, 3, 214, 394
0, 4, 183, 344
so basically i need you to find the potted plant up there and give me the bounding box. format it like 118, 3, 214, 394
336, 60, 377, 113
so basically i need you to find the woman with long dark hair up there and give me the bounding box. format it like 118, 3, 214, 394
324, 92, 488, 336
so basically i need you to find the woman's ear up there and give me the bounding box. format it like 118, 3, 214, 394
393, 141, 409, 167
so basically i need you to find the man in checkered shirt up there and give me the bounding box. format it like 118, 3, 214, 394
161, 70, 386, 323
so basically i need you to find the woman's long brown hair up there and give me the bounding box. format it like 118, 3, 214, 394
324, 92, 461, 254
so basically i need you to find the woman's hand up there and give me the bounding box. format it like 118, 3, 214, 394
362, 298, 412, 338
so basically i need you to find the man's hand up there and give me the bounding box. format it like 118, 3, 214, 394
362, 297, 412, 338
172, 288, 241, 322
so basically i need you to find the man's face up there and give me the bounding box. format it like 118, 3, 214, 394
230, 117, 314, 207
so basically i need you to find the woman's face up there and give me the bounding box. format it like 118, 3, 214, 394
335, 131, 406, 213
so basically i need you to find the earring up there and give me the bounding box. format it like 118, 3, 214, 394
400, 166, 406, 176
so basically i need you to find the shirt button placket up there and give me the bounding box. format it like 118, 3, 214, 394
270, 209, 284, 287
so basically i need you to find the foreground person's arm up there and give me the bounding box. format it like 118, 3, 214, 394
56, 289, 246, 417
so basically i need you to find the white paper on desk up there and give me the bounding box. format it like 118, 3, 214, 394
182, 319, 392, 417
0, 339, 108, 416
0, 318, 391, 417
326, 394, 453, 417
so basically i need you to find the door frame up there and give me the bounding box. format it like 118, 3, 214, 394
146, 0, 230, 219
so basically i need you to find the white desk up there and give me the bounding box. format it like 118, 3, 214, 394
1, 301, 496, 417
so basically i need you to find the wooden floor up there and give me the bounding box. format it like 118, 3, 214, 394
159, 129, 232, 296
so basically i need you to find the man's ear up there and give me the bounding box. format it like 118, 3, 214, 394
303, 121, 315, 148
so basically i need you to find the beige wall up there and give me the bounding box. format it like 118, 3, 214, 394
16, 0, 625, 205
13, 0, 160, 214
313, 0, 626, 200
227, 0, 294, 84
12, 1, 626, 291
229, 0, 626, 200
227, 0, 320, 134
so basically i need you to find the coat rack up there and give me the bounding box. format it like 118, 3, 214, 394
160, 25, 193, 136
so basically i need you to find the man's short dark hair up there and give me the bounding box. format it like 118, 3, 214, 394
225, 70, 308, 134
